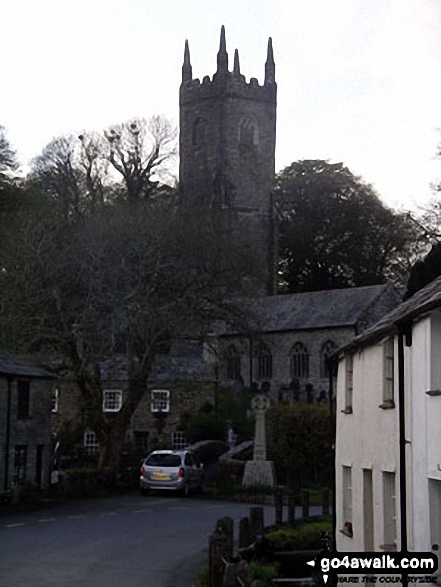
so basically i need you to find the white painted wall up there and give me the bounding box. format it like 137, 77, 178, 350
336, 339, 400, 551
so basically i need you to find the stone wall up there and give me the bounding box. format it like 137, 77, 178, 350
0, 376, 53, 491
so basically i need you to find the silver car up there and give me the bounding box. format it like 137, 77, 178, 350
139, 449, 204, 496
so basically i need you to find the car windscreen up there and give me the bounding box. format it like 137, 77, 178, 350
145, 454, 181, 467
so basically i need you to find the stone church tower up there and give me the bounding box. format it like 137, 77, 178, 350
179, 26, 277, 295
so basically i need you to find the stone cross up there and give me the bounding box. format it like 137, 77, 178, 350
251, 393, 270, 461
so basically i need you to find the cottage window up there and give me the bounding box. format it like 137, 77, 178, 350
151, 389, 170, 413
102, 389, 123, 412
344, 354, 354, 414
14, 445, 28, 483
51, 387, 60, 413
83, 430, 99, 455
17, 380, 30, 419
256, 343, 272, 380
290, 342, 309, 379
172, 431, 188, 450
321, 340, 338, 378
341, 465, 353, 537
381, 338, 395, 408
238, 116, 258, 146
225, 345, 241, 380
381, 472, 397, 551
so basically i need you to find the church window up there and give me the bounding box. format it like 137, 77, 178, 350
256, 343, 272, 380
321, 340, 338, 378
192, 117, 207, 147
290, 342, 309, 379
238, 116, 258, 146
225, 345, 241, 380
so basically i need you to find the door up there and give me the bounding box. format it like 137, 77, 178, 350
430, 479, 441, 583
35, 445, 45, 489
363, 469, 374, 551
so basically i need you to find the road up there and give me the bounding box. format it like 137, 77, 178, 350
0, 493, 279, 587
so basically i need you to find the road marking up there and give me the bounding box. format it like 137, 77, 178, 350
202, 505, 225, 509
101, 512, 117, 516
168, 507, 190, 510
133, 508, 152, 513
5, 523, 25, 528
38, 518, 56, 523
67, 515, 84, 519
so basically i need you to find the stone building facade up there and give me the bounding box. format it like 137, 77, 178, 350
216, 284, 401, 404
179, 26, 277, 295
0, 349, 55, 492
51, 340, 215, 457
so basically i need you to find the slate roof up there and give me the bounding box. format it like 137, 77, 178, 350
0, 348, 55, 378
222, 283, 397, 335
340, 275, 441, 352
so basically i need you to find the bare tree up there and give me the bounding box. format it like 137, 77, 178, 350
104, 116, 177, 200
0, 196, 254, 469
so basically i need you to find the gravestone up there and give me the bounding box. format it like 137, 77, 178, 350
242, 393, 275, 487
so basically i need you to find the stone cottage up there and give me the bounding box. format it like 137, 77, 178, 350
0, 348, 55, 492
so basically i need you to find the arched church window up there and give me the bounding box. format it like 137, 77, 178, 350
321, 340, 338, 378
225, 345, 241, 380
238, 116, 258, 146
290, 342, 309, 379
255, 343, 272, 380
192, 117, 207, 147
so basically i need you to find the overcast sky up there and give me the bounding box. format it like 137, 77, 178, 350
1, 0, 440, 211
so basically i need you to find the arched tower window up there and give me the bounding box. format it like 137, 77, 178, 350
321, 340, 338, 378
255, 342, 272, 380
225, 345, 241, 380
192, 117, 207, 147
238, 116, 258, 146
290, 342, 309, 379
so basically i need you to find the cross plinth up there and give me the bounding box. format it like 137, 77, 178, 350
242, 392, 275, 487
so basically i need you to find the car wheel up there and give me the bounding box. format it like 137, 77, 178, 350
140, 487, 150, 496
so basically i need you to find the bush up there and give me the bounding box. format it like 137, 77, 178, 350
269, 404, 332, 489
185, 412, 226, 443
60, 468, 117, 498
249, 562, 279, 585
266, 518, 332, 551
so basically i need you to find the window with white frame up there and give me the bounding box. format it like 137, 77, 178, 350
382, 337, 395, 407
102, 389, 122, 412
172, 431, 188, 450
51, 387, 60, 413
83, 430, 99, 455
342, 465, 353, 537
344, 354, 354, 413
382, 471, 397, 550
151, 389, 170, 412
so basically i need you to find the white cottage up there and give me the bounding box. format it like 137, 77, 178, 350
335, 275, 441, 570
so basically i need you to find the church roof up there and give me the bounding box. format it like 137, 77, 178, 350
224, 283, 398, 335
340, 275, 441, 352
0, 348, 55, 378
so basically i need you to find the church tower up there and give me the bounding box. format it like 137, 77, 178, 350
179, 26, 277, 295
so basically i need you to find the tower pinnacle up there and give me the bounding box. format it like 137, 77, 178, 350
216, 25, 228, 74
233, 48, 240, 76
182, 39, 192, 83
264, 37, 275, 85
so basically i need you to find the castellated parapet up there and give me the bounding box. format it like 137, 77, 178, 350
179, 26, 277, 296
180, 73, 276, 106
